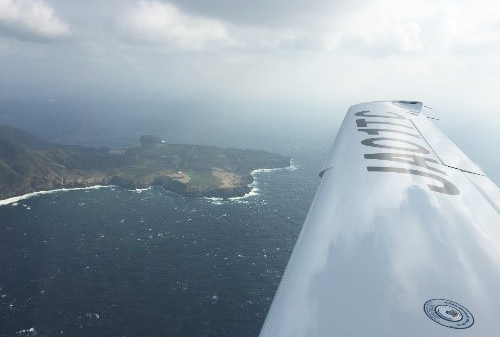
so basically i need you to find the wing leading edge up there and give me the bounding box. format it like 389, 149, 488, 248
259, 101, 500, 337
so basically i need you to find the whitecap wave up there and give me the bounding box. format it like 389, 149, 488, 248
287, 158, 298, 171
227, 159, 297, 202
203, 197, 223, 202
251, 159, 298, 174
203, 197, 225, 205
15, 327, 36, 336
128, 187, 152, 193
228, 180, 259, 202
0, 185, 115, 207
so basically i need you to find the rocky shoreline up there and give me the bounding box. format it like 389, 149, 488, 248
0, 126, 290, 201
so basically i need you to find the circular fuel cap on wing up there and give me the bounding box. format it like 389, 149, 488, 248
424, 299, 474, 329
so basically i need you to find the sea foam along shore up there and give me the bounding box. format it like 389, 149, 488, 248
0, 185, 115, 207
204, 159, 298, 204
230, 158, 298, 201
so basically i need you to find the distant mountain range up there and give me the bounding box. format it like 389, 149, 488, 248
0, 126, 290, 200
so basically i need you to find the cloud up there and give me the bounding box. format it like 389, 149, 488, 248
1, 0, 499, 125
0, 0, 70, 41
163, 0, 346, 27
121, 1, 232, 50
115, 0, 500, 58
322, 0, 500, 56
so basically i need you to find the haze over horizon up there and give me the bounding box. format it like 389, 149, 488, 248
0, 0, 499, 182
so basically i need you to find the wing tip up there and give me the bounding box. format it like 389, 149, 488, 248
348, 100, 423, 114
391, 100, 423, 112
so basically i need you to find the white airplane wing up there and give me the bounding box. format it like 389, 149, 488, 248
259, 101, 500, 336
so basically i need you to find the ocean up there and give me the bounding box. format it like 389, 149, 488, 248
1, 99, 497, 337
0, 142, 327, 337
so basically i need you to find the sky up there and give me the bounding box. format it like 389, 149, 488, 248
0, 0, 499, 179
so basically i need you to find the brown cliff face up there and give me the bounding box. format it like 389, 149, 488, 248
0, 126, 290, 200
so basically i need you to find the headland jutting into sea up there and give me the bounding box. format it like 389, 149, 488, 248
0, 126, 291, 201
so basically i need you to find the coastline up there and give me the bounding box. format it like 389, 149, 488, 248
0, 185, 115, 207
207, 159, 298, 204
0, 160, 297, 207
230, 158, 298, 200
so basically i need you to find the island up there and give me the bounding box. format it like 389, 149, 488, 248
0, 126, 291, 200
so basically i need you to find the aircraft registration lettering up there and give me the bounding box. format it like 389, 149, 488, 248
364, 153, 445, 175
356, 111, 460, 195
358, 128, 420, 138
361, 137, 430, 154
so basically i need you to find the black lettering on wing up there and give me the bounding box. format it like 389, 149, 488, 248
358, 128, 420, 138
361, 137, 430, 154
364, 153, 445, 175
356, 119, 414, 129
355, 111, 406, 119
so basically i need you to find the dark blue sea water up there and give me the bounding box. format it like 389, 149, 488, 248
3, 100, 495, 337
0, 142, 328, 337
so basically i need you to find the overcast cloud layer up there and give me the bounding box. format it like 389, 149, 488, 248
0, 0, 499, 177
1, 0, 499, 101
